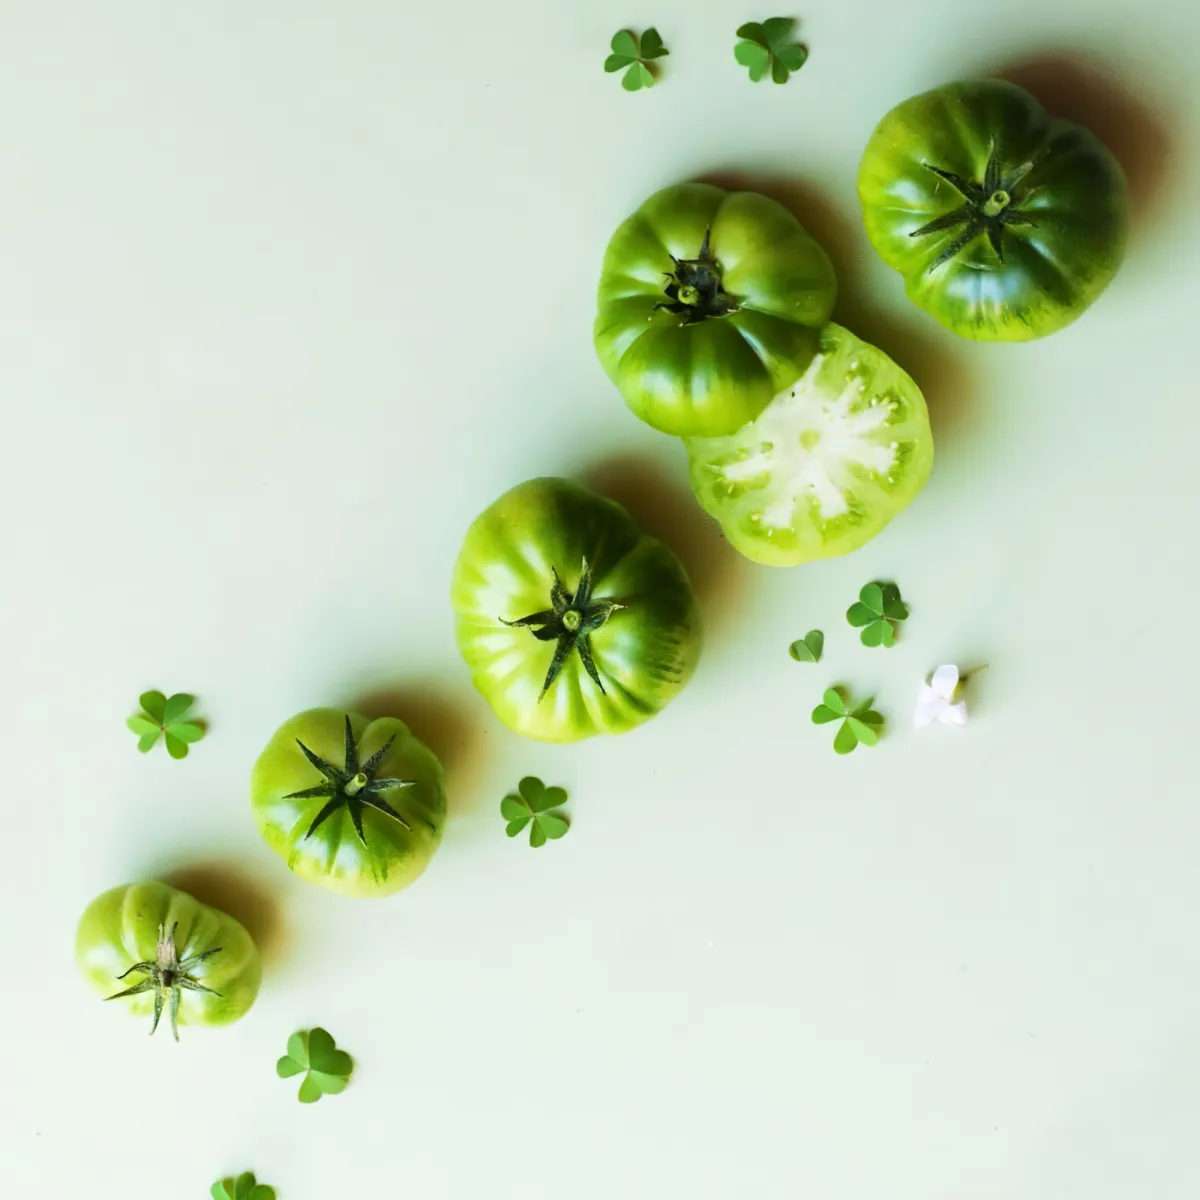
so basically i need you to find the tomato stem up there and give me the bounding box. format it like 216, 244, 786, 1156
983, 189, 1011, 217
652, 229, 740, 325
103, 922, 223, 1041
344, 771, 369, 797
500, 557, 623, 698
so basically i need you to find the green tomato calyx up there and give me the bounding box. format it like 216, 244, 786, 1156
103, 921, 222, 1042
912, 153, 1037, 269
501, 556, 624, 699
653, 229, 740, 324
286, 715, 416, 845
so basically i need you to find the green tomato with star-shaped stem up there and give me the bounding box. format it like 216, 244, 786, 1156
250, 709, 446, 898
595, 182, 836, 436
451, 477, 702, 742
75, 882, 261, 1040
857, 79, 1127, 341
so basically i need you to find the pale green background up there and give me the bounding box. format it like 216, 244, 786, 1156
1, 2, 1197, 1197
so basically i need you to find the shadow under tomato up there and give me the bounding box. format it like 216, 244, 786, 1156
994, 50, 1177, 227
697, 170, 977, 449
353, 682, 490, 819
581, 450, 748, 635
160, 859, 289, 968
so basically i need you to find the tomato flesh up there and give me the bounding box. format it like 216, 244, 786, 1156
686, 324, 934, 566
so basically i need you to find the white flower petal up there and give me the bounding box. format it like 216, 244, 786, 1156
944, 701, 968, 726
930, 664, 960, 700
913, 695, 942, 728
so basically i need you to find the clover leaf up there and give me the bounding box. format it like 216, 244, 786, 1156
211, 1173, 275, 1200
501, 776, 570, 848
811, 688, 884, 754
276, 1027, 353, 1103
788, 629, 824, 664
604, 28, 668, 91
735, 17, 808, 84
846, 582, 909, 648
126, 690, 205, 759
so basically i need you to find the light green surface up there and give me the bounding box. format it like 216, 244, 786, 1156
0, 2, 1197, 1197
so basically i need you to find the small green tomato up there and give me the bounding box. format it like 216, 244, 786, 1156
250, 709, 446, 898
75, 882, 261, 1040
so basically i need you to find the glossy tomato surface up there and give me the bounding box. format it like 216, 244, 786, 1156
686, 324, 933, 566
595, 182, 836, 436
858, 80, 1127, 340
75, 882, 261, 1038
451, 477, 701, 741
250, 709, 445, 898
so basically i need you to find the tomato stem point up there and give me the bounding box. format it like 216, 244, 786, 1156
983, 189, 1011, 217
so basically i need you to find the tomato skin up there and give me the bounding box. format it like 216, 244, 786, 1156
686, 324, 933, 566
75, 882, 261, 1031
595, 182, 836, 436
857, 80, 1127, 341
451, 478, 701, 742
250, 709, 445, 899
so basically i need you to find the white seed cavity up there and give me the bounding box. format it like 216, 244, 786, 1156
710, 354, 899, 526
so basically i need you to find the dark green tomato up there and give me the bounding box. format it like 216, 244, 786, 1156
250, 710, 445, 898
595, 182, 837, 436
451, 478, 702, 742
75, 882, 261, 1040
858, 80, 1128, 341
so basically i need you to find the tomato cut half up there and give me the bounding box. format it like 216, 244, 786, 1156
685, 324, 934, 566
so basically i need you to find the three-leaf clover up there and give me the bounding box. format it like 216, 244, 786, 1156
604, 28, 668, 91
126, 690, 205, 758
276, 1028, 354, 1103
811, 688, 884, 754
735, 18, 808, 84
788, 629, 824, 663
847, 582, 910, 648
501, 776, 569, 848
211, 1173, 275, 1200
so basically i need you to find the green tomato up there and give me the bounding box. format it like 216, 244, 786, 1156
857, 80, 1127, 341
595, 182, 836, 437
451, 477, 701, 742
75, 882, 261, 1040
250, 709, 445, 898
685, 324, 933, 566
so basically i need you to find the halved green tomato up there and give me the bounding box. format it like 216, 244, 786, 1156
685, 324, 934, 566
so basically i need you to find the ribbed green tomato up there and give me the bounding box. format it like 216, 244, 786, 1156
858, 80, 1127, 341
686, 324, 934, 566
451, 477, 701, 742
250, 709, 445, 898
75, 882, 261, 1040
595, 182, 836, 437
